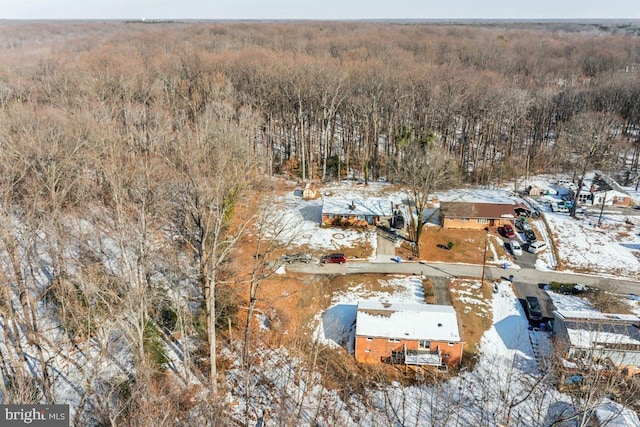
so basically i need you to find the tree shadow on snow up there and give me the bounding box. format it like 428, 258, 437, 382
321, 304, 357, 351
299, 205, 322, 222
493, 314, 532, 353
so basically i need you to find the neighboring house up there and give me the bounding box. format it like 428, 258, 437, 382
354, 301, 464, 368
552, 310, 640, 377
573, 174, 632, 207
440, 202, 528, 229
321, 198, 393, 227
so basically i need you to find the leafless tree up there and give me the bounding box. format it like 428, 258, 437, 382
395, 139, 458, 256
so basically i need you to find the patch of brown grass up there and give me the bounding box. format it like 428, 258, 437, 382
416, 227, 488, 263
586, 290, 635, 315
422, 277, 436, 304
448, 278, 494, 369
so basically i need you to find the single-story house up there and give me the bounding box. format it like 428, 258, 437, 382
321, 198, 393, 227
439, 202, 528, 229
574, 174, 632, 207
354, 301, 463, 367
552, 310, 640, 377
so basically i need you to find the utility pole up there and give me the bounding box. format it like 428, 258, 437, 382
598, 190, 607, 226
480, 230, 488, 287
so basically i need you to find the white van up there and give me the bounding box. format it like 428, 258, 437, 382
527, 241, 548, 254
550, 202, 569, 213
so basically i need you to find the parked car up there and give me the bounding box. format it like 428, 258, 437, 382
391, 211, 405, 229
515, 218, 531, 232
525, 296, 543, 321
510, 240, 523, 256
503, 223, 516, 239
280, 253, 311, 264
550, 201, 569, 213
524, 229, 536, 243
321, 253, 346, 264
527, 240, 548, 254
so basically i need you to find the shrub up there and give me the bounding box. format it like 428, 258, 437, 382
144, 321, 170, 368
447, 241, 454, 250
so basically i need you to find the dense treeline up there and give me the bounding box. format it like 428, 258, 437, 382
0, 21, 640, 425
1, 21, 640, 186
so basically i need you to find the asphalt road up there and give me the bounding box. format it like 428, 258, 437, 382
286, 260, 640, 295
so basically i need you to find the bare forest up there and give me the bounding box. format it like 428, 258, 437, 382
0, 20, 640, 426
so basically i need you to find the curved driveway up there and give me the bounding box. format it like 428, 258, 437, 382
286, 260, 640, 295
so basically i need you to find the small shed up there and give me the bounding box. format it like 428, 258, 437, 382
302, 181, 318, 200
527, 185, 544, 197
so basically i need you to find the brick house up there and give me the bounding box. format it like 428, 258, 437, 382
354, 301, 463, 368
553, 310, 640, 378
439, 202, 523, 230
321, 198, 393, 227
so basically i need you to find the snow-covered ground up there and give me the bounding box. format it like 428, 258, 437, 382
306, 275, 640, 426
250, 177, 640, 426
272, 178, 640, 279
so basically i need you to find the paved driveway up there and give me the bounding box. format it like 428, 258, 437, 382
512, 281, 556, 324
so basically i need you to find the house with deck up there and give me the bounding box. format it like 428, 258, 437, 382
354, 301, 463, 368
321, 198, 393, 227
439, 202, 529, 230
553, 310, 640, 378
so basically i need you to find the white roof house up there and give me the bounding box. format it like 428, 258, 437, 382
355, 301, 461, 342
553, 310, 640, 372
322, 198, 393, 218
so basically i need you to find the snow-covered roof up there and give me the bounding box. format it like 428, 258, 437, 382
355, 301, 461, 342
322, 198, 393, 217
554, 310, 640, 350
554, 310, 640, 323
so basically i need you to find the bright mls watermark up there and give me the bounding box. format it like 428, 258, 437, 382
1, 405, 69, 426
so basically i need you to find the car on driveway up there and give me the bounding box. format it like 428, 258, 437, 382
515, 218, 531, 231
524, 229, 536, 242
510, 240, 523, 256
525, 296, 543, 321
321, 253, 346, 264
527, 240, 548, 254
503, 223, 516, 239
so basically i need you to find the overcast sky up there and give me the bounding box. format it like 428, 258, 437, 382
1, 0, 639, 20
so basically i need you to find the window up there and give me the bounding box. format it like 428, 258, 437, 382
388, 338, 400, 343
477, 218, 488, 224
448, 342, 455, 347
365, 349, 371, 353
419, 340, 430, 349
357, 215, 365, 220
366, 337, 372, 342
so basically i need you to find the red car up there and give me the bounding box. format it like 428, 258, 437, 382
503, 224, 516, 239
321, 253, 346, 264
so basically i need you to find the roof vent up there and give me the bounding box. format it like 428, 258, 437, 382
349, 200, 356, 210
438, 323, 443, 327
